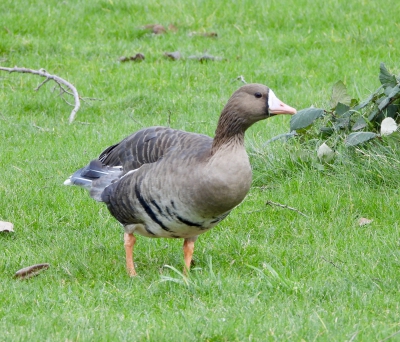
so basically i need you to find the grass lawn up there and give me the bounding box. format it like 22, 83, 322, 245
1, 0, 400, 340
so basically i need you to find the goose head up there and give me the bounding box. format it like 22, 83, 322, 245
225, 83, 296, 123
213, 84, 296, 150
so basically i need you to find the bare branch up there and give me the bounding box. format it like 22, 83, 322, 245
34, 77, 51, 91
60, 96, 74, 107
0, 66, 81, 123
80, 96, 102, 103
128, 109, 144, 127
56, 83, 74, 97
265, 200, 308, 217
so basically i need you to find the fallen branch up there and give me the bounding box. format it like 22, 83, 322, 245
0, 66, 81, 123
265, 200, 308, 217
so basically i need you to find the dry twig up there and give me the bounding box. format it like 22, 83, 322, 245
0, 66, 81, 123
234, 75, 247, 84
379, 329, 400, 342
265, 200, 308, 217
321, 256, 343, 272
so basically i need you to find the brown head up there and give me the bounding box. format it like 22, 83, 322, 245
212, 84, 296, 151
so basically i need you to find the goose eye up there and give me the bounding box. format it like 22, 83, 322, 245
254, 92, 262, 98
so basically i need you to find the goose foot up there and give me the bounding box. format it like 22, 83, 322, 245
124, 232, 137, 276
183, 237, 197, 275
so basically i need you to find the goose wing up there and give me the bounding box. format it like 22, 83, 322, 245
98, 126, 211, 171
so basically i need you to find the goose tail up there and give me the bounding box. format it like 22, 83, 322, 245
64, 159, 122, 202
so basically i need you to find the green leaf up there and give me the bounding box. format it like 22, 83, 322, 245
379, 97, 391, 111
290, 108, 324, 131
333, 117, 350, 130
351, 117, 367, 131
353, 86, 383, 111
368, 108, 384, 123
330, 81, 352, 108
345, 132, 377, 146
379, 63, 397, 88
264, 132, 297, 145
350, 98, 359, 107
335, 102, 350, 116
320, 127, 335, 136
386, 104, 400, 118
378, 84, 400, 110
384, 86, 393, 96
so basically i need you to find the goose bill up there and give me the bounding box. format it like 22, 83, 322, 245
268, 89, 297, 115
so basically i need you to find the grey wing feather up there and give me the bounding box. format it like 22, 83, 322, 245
66, 126, 213, 206
98, 126, 190, 171
64, 159, 122, 191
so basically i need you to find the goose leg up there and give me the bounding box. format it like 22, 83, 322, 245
183, 237, 197, 275
124, 232, 137, 276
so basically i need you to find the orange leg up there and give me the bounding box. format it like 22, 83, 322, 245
124, 232, 137, 276
183, 237, 197, 275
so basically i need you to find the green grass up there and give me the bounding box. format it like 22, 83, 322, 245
1, 0, 400, 340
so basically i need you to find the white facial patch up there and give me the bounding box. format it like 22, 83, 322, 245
268, 89, 279, 110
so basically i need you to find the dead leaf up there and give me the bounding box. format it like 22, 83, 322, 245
202, 32, 218, 37
0, 221, 14, 233
14, 263, 50, 279
131, 53, 145, 61
143, 24, 166, 34
188, 31, 218, 38
153, 24, 166, 34
164, 51, 181, 60
119, 53, 145, 62
359, 217, 373, 226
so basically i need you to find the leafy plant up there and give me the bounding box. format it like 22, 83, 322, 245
290, 63, 400, 148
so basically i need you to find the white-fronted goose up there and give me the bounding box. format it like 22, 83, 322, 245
64, 84, 296, 276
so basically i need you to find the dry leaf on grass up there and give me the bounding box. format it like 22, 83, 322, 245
359, 217, 373, 226
0, 221, 14, 233
119, 53, 145, 62
188, 31, 218, 38
14, 263, 50, 279
143, 24, 166, 34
